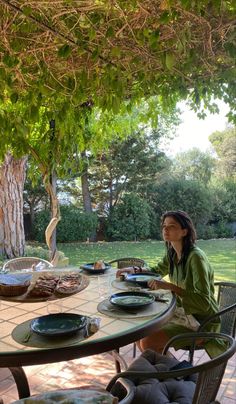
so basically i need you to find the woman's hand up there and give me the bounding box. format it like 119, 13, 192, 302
148, 279, 183, 296
148, 279, 168, 290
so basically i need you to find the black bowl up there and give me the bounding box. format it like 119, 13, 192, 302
80, 262, 111, 274
30, 313, 87, 337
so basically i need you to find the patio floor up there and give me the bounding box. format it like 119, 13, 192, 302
0, 342, 235, 403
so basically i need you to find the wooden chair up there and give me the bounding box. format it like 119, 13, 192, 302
107, 332, 236, 404
2, 257, 53, 272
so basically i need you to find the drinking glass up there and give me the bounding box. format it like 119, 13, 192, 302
97, 274, 112, 300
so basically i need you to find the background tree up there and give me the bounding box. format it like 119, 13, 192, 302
210, 178, 236, 226
106, 193, 151, 241
0, 1, 236, 120
171, 148, 216, 185
1, 1, 236, 256
146, 178, 213, 237
23, 168, 49, 239
0, 154, 27, 257
53, 103, 178, 214
209, 126, 236, 179
90, 134, 171, 215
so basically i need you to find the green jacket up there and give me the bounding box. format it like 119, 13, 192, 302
154, 246, 219, 326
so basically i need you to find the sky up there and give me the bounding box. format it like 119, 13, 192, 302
163, 100, 230, 156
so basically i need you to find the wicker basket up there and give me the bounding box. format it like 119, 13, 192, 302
0, 281, 30, 296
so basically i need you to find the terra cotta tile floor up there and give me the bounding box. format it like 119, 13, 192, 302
0, 343, 235, 403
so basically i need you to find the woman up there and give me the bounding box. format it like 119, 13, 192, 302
116, 210, 220, 353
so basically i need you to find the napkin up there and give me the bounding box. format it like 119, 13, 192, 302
34, 261, 48, 271
0, 273, 32, 285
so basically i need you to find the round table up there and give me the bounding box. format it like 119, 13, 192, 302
0, 269, 176, 399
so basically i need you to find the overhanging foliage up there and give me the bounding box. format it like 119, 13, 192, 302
0, 0, 235, 118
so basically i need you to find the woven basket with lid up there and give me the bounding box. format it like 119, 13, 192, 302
0, 281, 30, 296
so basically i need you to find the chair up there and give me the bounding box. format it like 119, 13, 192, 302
107, 332, 236, 404
108, 257, 148, 269
184, 281, 236, 363
2, 257, 53, 272
11, 378, 135, 403
132, 281, 236, 363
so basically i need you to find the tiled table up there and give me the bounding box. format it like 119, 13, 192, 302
0, 268, 176, 400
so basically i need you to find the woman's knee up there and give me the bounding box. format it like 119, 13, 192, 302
139, 330, 170, 353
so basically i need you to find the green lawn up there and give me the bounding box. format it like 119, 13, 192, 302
58, 239, 236, 282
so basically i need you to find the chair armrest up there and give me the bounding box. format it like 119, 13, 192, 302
111, 377, 135, 404
197, 303, 236, 332
107, 333, 236, 397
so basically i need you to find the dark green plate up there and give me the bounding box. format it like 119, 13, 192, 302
125, 272, 161, 287
30, 313, 87, 337
109, 291, 155, 309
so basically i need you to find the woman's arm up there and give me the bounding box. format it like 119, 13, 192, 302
148, 279, 184, 296
181, 253, 216, 315
116, 266, 148, 278
115, 254, 170, 278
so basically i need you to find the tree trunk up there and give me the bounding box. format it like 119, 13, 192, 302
81, 152, 96, 242
0, 153, 27, 258
81, 171, 92, 213
49, 171, 57, 259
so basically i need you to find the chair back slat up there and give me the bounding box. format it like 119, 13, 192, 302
108, 257, 146, 269
217, 283, 236, 337
3, 257, 53, 272
193, 362, 227, 404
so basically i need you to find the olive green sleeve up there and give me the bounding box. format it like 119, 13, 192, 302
151, 255, 169, 276
181, 253, 217, 316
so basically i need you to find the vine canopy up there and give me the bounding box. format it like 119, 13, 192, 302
0, 0, 235, 118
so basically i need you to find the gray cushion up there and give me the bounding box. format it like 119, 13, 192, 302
111, 350, 196, 404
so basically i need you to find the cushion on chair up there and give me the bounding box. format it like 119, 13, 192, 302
12, 388, 118, 403
111, 349, 196, 404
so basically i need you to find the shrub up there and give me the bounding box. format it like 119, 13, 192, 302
196, 221, 232, 239
25, 243, 51, 260
106, 193, 151, 241
147, 179, 213, 229
196, 224, 216, 240
33, 206, 98, 242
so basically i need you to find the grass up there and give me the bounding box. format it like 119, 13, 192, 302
58, 238, 236, 282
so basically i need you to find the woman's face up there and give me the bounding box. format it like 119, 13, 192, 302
162, 216, 187, 243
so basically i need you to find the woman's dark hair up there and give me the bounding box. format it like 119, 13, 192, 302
161, 210, 197, 276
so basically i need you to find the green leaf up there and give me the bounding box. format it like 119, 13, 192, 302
224, 43, 236, 58
29, 105, 39, 120
159, 11, 172, 24
180, 0, 192, 9
165, 53, 175, 70
106, 26, 114, 38
111, 96, 120, 113
57, 44, 72, 59
111, 46, 121, 58
3, 53, 19, 68
89, 28, 96, 41
91, 46, 100, 61
22, 6, 32, 16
